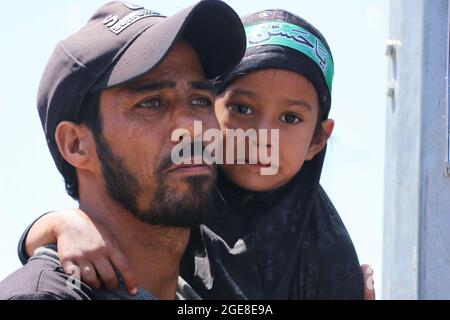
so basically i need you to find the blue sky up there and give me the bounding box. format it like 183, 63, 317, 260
0, 0, 388, 297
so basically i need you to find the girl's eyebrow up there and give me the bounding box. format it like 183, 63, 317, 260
285, 98, 313, 111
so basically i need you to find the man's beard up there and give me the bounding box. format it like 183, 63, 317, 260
94, 134, 216, 228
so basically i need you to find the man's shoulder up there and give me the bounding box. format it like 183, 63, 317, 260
0, 246, 202, 300
0, 247, 92, 300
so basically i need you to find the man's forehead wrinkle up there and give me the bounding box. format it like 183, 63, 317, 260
107, 42, 206, 94
129, 68, 203, 87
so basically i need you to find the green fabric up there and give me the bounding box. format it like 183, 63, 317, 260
245, 21, 334, 92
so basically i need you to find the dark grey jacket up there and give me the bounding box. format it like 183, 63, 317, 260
0, 246, 200, 300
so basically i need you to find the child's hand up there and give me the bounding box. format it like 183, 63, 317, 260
361, 264, 375, 300
27, 209, 138, 295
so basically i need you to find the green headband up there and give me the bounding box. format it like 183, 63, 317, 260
245, 21, 334, 93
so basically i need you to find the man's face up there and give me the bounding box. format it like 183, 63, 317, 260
93, 40, 218, 227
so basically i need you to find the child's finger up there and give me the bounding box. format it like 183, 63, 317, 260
110, 250, 138, 295
361, 264, 375, 300
61, 259, 81, 286
93, 257, 119, 289
78, 261, 102, 289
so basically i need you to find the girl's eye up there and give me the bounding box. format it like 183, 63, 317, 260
281, 113, 301, 124
227, 104, 254, 115
137, 98, 162, 109
192, 97, 213, 107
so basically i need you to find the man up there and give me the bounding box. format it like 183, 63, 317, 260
0, 0, 246, 300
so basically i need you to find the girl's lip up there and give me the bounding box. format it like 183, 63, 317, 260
237, 159, 273, 168
245, 163, 272, 168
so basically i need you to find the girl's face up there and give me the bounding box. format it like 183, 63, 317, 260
214, 68, 334, 191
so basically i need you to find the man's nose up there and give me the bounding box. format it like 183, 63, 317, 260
170, 106, 204, 144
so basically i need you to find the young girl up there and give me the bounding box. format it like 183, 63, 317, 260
19, 9, 369, 299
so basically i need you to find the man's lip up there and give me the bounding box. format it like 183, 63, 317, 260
166, 163, 213, 174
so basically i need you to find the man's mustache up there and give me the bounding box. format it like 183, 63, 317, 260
157, 140, 212, 173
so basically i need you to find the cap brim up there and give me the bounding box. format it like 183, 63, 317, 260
92, 0, 245, 91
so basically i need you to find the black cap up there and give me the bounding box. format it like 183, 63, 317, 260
37, 0, 246, 173
215, 9, 334, 118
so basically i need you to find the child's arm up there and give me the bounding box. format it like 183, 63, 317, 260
21, 211, 59, 259
17, 212, 55, 265
18, 209, 137, 295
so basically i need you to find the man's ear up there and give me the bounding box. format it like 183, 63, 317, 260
55, 121, 95, 170
306, 119, 335, 161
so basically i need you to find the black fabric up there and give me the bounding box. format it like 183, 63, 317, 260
181, 149, 363, 299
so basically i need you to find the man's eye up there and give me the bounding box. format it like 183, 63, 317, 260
137, 98, 162, 109
192, 97, 213, 107
280, 113, 301, 124
226, 104, 254, 115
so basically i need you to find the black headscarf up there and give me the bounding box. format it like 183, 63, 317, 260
180, 9, 363, 300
